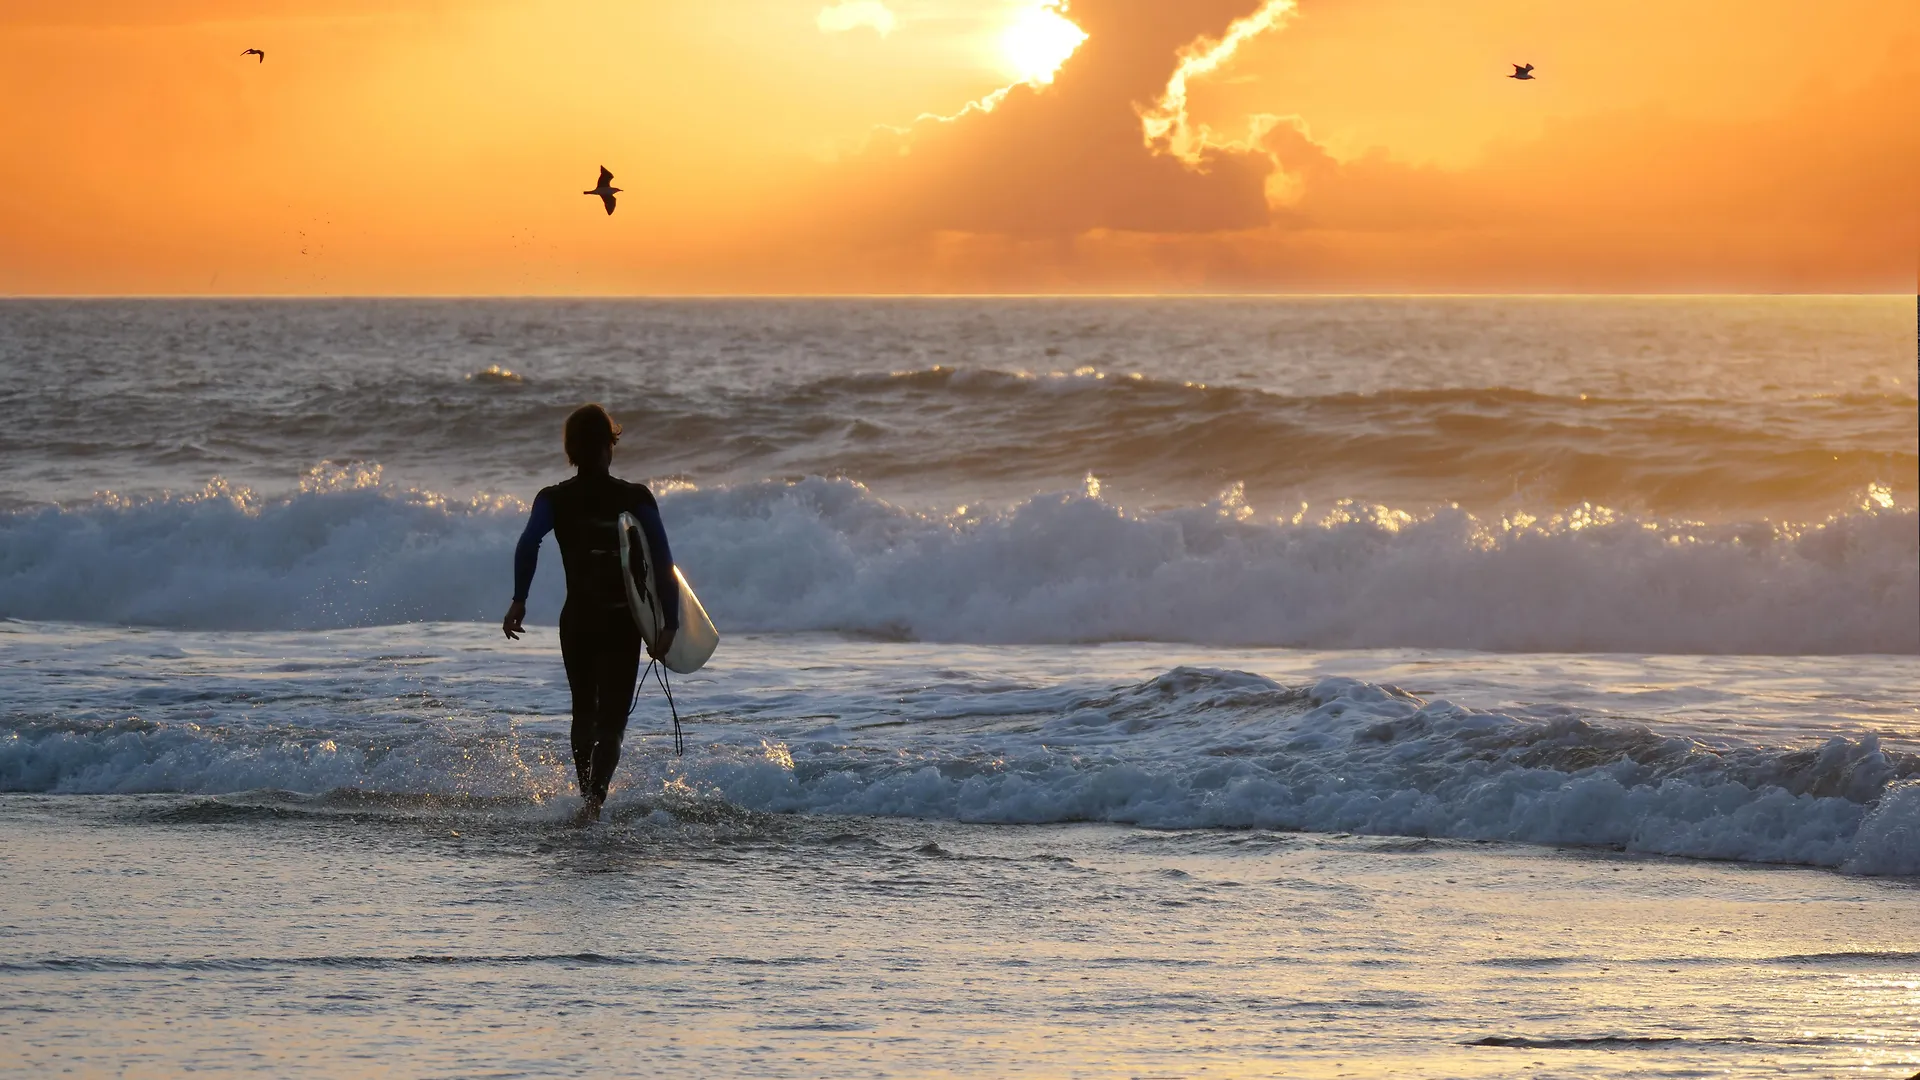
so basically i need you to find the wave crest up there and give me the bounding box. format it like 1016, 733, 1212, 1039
1, 475, 1913, 652
6, 671, 1914, 874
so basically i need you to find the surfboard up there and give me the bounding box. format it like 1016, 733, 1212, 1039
617, 511, 719, 674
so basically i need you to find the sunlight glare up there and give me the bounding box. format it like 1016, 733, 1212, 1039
1000, 1, 1088, 86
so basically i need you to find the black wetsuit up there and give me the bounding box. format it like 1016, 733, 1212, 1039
513, 470, 678, 806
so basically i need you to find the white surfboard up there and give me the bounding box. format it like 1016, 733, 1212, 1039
618, 511, 719, 674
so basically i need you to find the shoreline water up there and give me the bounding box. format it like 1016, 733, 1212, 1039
2, 297, 1915, 1075
6, 624, 1916, 875
6, 790, 1918, 1079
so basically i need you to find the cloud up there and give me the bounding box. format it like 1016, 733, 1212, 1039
783, 0, 1917, 291
1138, 0, 1296, 161
817, 1, 897, 37
831, 0, 1282, 237
1239, 53, 1920, 289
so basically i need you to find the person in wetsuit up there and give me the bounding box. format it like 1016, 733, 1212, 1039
502, 403, 678, 823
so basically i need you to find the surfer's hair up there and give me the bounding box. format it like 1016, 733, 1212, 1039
564, 403, 621, 467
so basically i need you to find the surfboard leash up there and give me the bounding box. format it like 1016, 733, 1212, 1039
633, 657, 685, 757
655, 662, 685, 757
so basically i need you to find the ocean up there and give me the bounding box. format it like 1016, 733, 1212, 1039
2, 296, 1917, 1077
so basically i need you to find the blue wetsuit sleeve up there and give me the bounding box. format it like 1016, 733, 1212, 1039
512, 492, 555, 604
631, 490, 679, 634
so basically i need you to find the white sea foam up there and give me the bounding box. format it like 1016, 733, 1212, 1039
1844, 781, 1920, 875
0, 720, 564, 802
4, 671, 1914, 874
679, 672, 1917, 874
2, 475, 1913, 653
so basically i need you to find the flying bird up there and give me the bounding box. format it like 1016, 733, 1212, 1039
242, 48, 266, 63
583, 166, 621, 215
1508, 63, 1534, 80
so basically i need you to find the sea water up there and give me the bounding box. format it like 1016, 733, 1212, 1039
2, 297, 1917, 1077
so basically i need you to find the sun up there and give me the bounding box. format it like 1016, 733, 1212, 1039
1000, 1, 1088, 86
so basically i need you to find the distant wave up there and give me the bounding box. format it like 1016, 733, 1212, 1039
3, 362, 1912, 519
5, 671, 1915, 875
1, 472, 1913, 653
721, 366, 1917, 515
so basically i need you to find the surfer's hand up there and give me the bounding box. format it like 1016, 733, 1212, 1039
648, 628, 676, 660
502, 600, 526, 640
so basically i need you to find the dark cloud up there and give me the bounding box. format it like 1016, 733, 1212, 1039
842, 0, 1276, 236
810, 26, 1917, 292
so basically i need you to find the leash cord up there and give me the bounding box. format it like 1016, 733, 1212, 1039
632, 656, 684, 756
656, 661, 684, 756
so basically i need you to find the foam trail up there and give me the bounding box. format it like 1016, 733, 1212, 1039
1, 476, 1914, 652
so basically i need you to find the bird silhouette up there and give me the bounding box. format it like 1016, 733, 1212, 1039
1509, 63, 1534, 80
583, 166, 621, 215
242, 48, 265, 63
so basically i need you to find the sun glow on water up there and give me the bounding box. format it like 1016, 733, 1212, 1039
1000, 1, 1087, 85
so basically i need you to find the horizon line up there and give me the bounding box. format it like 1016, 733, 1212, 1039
2, 290, 1913, 301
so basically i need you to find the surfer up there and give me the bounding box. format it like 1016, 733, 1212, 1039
503, 403, 678, 823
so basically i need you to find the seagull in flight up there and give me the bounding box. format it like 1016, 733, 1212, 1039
583, 166, 621, 215
1508, 63, 1534, 80
242, 48, 266, 63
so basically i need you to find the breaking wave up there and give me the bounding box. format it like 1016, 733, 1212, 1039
0, 472, 1913, 652
4, 671, 1915, 875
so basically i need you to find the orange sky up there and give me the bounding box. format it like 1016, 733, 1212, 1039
0, 0, 1913, 294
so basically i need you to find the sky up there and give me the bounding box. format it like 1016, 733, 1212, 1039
0, 0, 1913, 294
